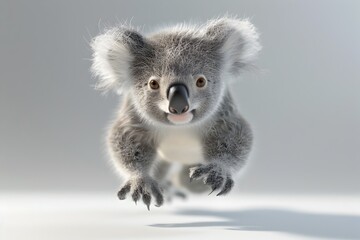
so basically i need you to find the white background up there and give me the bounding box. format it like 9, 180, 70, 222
1, 0, 359, 194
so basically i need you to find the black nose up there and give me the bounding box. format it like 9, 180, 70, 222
167, 84, 189, 114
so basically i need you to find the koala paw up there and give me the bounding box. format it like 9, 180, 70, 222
189, 163, 234, 196
117, 176, 163, 210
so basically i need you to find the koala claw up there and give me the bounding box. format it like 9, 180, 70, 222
189, 164, 234, 196
142, 192, 151, 210
117, 182, 131, 200
216, 177, 234, 196
117, 177, 164, 210
131, 188, 141, 204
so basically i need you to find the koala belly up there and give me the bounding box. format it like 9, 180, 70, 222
157, 130, 204, 165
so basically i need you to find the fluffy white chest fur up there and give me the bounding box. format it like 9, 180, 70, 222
157, 128, 204, 165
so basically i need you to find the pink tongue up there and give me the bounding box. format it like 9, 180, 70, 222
170, 113, 189, 121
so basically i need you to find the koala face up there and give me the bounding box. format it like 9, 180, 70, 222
91, 18, 261, 126
129, 35, 226, 126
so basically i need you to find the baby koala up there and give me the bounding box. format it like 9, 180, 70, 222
91, 17, 261, 209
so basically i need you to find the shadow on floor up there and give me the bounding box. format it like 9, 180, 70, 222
150, 208, 360, 239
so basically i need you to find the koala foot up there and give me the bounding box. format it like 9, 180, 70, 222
189, 163, 234, 196
162, 181, 187, 201
117, 176, 163, 210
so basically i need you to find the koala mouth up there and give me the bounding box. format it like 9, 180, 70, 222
166, 110, 194, 125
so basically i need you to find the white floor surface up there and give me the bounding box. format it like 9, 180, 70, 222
1, 193, 359, 240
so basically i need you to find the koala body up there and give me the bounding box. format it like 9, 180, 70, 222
91, 17, 261, 209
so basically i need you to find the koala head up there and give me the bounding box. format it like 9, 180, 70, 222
91, 17, 261, 126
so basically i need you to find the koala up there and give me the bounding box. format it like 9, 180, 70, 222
91, 17, 261, 210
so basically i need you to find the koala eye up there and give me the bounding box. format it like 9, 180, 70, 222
196, 76, 207, 88
149, 79, 160, 90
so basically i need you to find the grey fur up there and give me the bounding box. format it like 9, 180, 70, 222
91, 17, 261, 209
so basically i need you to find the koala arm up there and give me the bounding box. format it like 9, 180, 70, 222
107, 106, 163, 209
190, 94, 253, 195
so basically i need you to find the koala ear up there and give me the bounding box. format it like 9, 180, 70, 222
205, 17, 261, 75
91, 27, 145, 94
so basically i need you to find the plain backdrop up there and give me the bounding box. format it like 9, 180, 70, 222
1, 0, 359, 194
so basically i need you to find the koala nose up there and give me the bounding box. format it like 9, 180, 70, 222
167, 84, 189, 114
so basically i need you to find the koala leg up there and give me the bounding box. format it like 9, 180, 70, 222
151, 159, 171, 181
109, 120, 163, 210
189, 101, 253, 196
151, 159, 187, 200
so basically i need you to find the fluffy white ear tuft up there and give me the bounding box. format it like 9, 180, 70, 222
205, 17, 262, 75
91, 28, 133, 94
